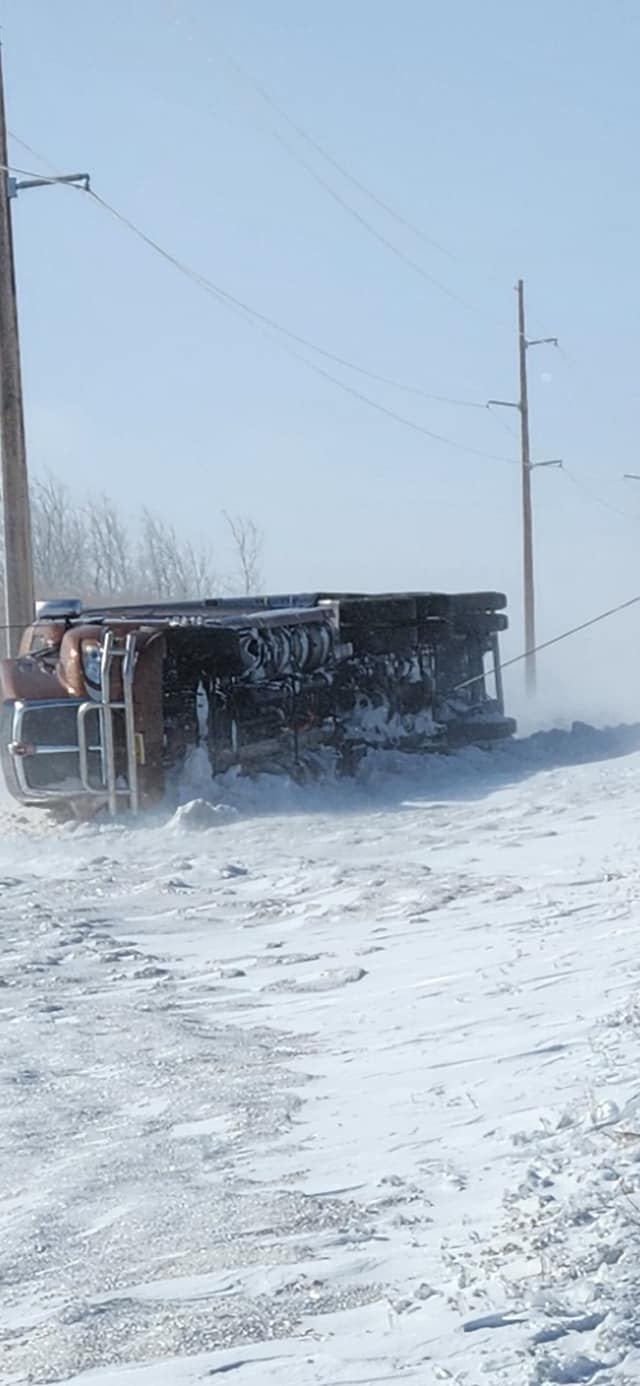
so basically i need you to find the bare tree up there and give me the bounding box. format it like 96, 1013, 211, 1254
31, 473, 88, 598
0, 471, 236, 617
137, 510, 217, 600
180, 539, 218, 599
84, 493, 131, 599
223, 512, 263, 595
137, 511, 183, 600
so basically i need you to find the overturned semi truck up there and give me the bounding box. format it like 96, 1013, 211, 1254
0, 590, 516, 816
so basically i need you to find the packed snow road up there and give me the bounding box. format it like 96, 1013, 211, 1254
4, 727, 640, 1385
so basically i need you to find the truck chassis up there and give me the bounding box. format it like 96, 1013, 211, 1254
0, 590, 516, 816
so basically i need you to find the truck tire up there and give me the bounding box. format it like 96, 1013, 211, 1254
453, 612, 509, 635
449, 592, 507, 613
338, 596, 417, 627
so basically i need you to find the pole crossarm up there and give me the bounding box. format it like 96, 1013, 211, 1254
8, 172, 90, 198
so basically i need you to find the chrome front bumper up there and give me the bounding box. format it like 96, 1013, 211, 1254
2, 697, 101, 806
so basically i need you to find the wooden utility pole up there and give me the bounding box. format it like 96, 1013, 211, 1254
517, 280, 536, 695
0, 43, 34, 653
0, 50, 89, 655
488, 284, 560, 698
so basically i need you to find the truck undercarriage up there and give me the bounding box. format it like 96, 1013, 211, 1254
0, 591, 516, 816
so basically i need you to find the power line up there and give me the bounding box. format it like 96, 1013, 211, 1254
262, 120, 479, 313
221, 57, 509, 329
259, 333, 519, 463
8, 132, 60, 171
220, 49, 459, 263
4, 161, 75, 185
86, 186, 516, 462
217, 48, 512, 332
561, 464, 640, 523
5, 149, 517, 466
135, 20, 507, 328
455, 591, 640, 693
486, 401, 520, 440
5, 139, 488, 412
554, 343, 640, 447
86, 186, 517, 462
12, 109, 638, 525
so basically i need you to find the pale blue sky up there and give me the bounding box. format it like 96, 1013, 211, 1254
3, 0, 640, 714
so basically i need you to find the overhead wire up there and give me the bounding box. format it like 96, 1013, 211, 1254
212, 44, 513, 331
86, 186, 517, 463
486, 402, 520, 440
8, 63, 637, 499
5, 148, 517, 466
11, 133, 639, 587
6, 143, 606, 480
261, 120, 479, 312
554, 343, 640, 459
165, 19, 512, 327
219, 48, 459, 263
8, 132, 70, 171
560, 464, 640, 523
454, 591, 640, 693
6, 136, 488, 410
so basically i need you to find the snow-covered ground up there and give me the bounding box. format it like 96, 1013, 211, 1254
4, 726, 640, 1385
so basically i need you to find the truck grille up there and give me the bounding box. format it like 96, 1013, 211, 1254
13, 701, 102, 795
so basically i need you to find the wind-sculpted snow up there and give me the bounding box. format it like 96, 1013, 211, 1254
3, 725, 640, 1383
